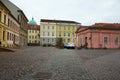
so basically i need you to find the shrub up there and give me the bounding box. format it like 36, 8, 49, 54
43, 44, 47, 47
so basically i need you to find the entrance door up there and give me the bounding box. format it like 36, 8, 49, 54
85, 37, 88, 48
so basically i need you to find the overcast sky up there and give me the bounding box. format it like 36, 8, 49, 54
9, 0, 120, 25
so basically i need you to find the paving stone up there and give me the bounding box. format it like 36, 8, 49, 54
0, 47, 120, 80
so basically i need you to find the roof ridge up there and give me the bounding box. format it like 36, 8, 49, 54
41, 19, 80, 24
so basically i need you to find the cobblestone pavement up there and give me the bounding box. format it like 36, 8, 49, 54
0, 47, 120, 80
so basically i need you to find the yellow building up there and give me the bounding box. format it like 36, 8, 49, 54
27, 18, 40, 46
0, 1, 10, 47
40, 19, 81, 46
56, 21, 80, 44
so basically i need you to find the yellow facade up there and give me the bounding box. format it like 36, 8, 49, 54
0, 2, 9, 47
56, 23, 79, 44
28, 18, 40, 46
40, 19, 80, 45
28, 30, 40, 43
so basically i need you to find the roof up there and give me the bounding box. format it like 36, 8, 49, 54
41, 19, 81, 24
0, 1, 20, 26
27, 24, 40, 30
92, 23, 120, 27
29, 18, 37, 25
0, 1, 10, 13
75, 26, 88, 33
1, 0, 20, 20
76, 24, 120, 33
1, 0, 28, 21
89, 26, 120, 30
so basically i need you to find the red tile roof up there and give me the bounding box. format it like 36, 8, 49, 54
92, 23, 120, 27
76, 23, 120, 33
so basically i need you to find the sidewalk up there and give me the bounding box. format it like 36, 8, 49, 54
0, 47, 14, 52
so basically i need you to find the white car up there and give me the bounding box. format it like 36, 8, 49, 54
67, 42, 75, 49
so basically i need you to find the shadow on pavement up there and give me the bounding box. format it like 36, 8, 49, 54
0, 47, 14, 52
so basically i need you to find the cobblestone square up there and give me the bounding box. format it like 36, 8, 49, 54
0, 47, 120, 80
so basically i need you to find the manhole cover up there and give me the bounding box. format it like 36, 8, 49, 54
33, 72, 52, 80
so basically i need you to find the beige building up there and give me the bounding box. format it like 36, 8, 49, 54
7, 14, 20, 47
1, 0, 28, 47
0, 1, 10, 47
40, 19, 56, 46
17, 10, 28, 47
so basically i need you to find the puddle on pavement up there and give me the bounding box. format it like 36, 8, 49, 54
33, 72, 52, 80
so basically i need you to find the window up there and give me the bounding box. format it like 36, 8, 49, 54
10, 21, 12, 28
29, 36, 31, 39
43, 32, 45, 36
3, 31, 5, 40
35, 36, 37, 39
43, 39, 45, 41
48, 26, 50, 29
115, 37, 118, 45
68, 39, 70, 42
8, 19, 10, 26
0, 11, 1, 22
4, 15, 6, 24
35, 40, 37, 43
29, 30, 31, 33
10, 33, 11, 40
104, 37, 108, 45
32, 30, 34, 33
68, 33, 70, 37
72, 33, 74, 37
48, 32, 50, 36
48, 39, 49, 42
32, 36, 34, 39
7, 32, 9, 40
52, 26, 54, 29
52, 32, 54, 36
64, 32, 66, 36
52, 39, 54, 42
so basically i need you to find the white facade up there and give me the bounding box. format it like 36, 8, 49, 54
40, 22, 56, 45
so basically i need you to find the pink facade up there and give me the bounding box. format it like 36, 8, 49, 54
76, 24, 120, 49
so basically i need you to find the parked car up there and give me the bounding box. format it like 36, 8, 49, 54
66, 42, 75, 49
64, 43, 68, 48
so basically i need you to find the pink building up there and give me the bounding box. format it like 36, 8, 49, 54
75, 23, 120, 49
